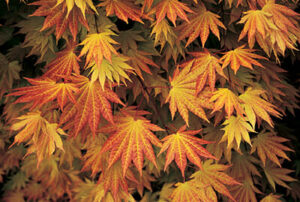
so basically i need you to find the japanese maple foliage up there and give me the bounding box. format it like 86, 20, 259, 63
0, 0, 299, 201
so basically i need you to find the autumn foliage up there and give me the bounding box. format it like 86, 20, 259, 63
0, 0, 299, 201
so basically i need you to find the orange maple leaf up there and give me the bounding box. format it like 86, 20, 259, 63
166, 64, 214, 125
210, 88, 244, 118
178, 3, 226, 47
149, 0, 193, 26
59, 75, 124, 136
43, 42, 80, 78
239, 87, 282, 127
182, 50, 227, 94
158, 125, 216, 177
250, 131, 293, 167
238, 8, 277, 48
98, 0, 150, 24
30, 0, 89, 40
99, 107, 163, 176
191, 160, 240, 201
8, 77, 78, 111
229, 177, 262, 202
220, 45, 267, 74
79, 28, 119, 68
10, 111, 66, 167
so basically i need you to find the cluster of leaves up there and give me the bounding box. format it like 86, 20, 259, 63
0, 0, 299, 201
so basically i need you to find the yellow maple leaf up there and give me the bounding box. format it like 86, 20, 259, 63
87, 55, 134, 89
170, 181, 204, 202
210, 88, 244, 118
79, 28, 119, 68
166, 64, 214, 125
261, 193, 282, 202
239, 87, 281, 127
56, 0, 97, 17
10, 111, 66, 167
221, 115, 255, 148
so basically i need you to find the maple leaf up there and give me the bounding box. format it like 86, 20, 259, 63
0, 54, 21, 97
8, 77, 78, 111
43, 42, 80, 78
263, 161, 296, 191
184, 50, 227, 94
178, 3, 226, 47
239, 87, 282, 127
230, 153, 261, 180
150, 19, 177, 49
149, 0, 193, 26
126, 50, 159, 79
158, 125, 216, 177
98, 0, 149, 24
229, 177, 262, 202
170, 181, 204, 202
261, 194, 282, 202
191, 160, 240, 201
30, 0, 89, 40
98, 161, 138, 200
10, 111, 66, 167
17, 17, 56, 63
210, 88, 244, 118
99, 107, 164, 176
221, 115, 255, 148
81, 134, 108, 176
166, 64, 214, 125
59, 75, 124, 136
55, 0, 97, 17
117, 30, 146, 53
238, 9, 277, 48
250, 131, 293, 167
87, 55, 134, 89
79, 28, 119, 68
220, 45, 267, 74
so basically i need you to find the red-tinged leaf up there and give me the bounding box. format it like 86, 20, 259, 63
79, 28, 119, 68
149, 0, 193, 26
250, 131, 293, 167
178, 3, 226, 47
220, 45, 267, 74
30, 0, 89, 40
210, 88, 244, 118
8, 77, 78, 111
183, 50, 227, 94
158, 125, 216, 177
166, 64, 214, 125
43, 42, 80, 78
98, 0, 150, 24
99, 107, 164, 176
59, 75, 124, 136
191, 160, 241, 201
56, 0, 97, 17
